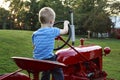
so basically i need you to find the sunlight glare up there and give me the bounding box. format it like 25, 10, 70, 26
0, 0, 10, 10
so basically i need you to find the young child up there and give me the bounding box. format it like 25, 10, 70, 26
32, 7, 69, 80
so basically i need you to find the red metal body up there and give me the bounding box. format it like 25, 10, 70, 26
0, 69, 30, 80
0, 57, 66, 80
55, 39, 110, 80
12, 57, 66, 80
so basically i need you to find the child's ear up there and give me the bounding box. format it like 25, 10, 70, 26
50, 21, 52, 24
50, 20, 54, 24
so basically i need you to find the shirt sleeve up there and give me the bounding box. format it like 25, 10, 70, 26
53, 27, 60, 37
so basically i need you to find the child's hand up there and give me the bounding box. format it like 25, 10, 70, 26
64, 20, 70, 26
60, 20, 69, 35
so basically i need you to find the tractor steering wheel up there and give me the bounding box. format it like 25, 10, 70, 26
54, 21, 71, 50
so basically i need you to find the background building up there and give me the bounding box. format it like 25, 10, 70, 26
110, 16, 120, 39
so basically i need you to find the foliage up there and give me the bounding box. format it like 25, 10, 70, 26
74, 0, 113, 37
93, 13, 112, 33
0, 8, 10, 29
0, 0, 120, 37
107, 1, 120, 15
6, 0, 71, 30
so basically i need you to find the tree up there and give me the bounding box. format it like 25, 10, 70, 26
8, 0, 70, 30
24, 0, 40, 30
38, 0, 70, 22
106, 1, 120, 15
74, 0, 112, 38
0, 8, 10, 29
2, 0, 116, 34
74, 0, 94, 35
93, 13, 112, 37
7, 0, 27, 29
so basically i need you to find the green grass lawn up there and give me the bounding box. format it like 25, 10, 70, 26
0, 30, 33, 74
0, 30, 120, 80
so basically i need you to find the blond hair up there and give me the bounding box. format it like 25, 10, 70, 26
39, 7, 56, 24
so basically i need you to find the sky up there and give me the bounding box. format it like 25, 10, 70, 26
0, 0, 10, 10
110, 16, 120, 28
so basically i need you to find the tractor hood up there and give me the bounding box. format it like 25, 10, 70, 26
55, 45, 102, 65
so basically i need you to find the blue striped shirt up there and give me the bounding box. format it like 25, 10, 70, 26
32, 27, 60, 60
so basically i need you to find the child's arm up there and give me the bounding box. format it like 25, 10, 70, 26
60, 20, 69, 35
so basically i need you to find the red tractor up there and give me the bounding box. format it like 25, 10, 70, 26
0, 21, 111, 80
55, 37, 111, 80
54, 21, 111, 80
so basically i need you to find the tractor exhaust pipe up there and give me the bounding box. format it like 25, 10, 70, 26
69, 10, 75, 46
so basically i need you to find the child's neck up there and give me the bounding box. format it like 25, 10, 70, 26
41, 24, 53, 28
